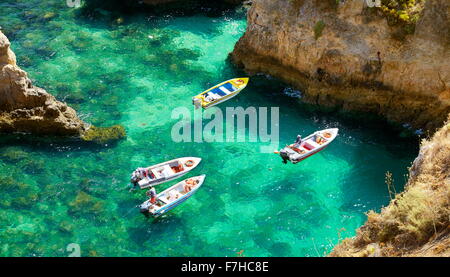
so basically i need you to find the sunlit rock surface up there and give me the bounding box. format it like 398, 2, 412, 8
330, 115, 450, 257
0, 31, 87, 135
0, 31, 125, 143
232, 0, 450, 131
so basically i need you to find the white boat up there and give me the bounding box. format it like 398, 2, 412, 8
277, 128, 339, 164
139, 175, 206, 217
131, 157, 201, 189
192, 78, 249, 109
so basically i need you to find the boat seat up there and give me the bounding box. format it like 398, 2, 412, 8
165, 190, 182, 202
295, 146, 308, 153
205, 93, 222, 102
171, 164, 184, 173
303, 142, 317, 150
222, 82, 237, 92
308, 140, 321, 149
219, 86, 232, 95
154, 165, 173, 178
210, 87, 227, 97
159, 196, 170, 203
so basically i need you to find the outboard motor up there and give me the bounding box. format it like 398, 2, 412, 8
193, 98, 202, 109
279, 149, 290, 164
139, 203, 149, 214
131, 171, 139, 187
131, 167, 145, 187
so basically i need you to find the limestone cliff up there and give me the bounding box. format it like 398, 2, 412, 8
231, 0, 449, 256
0, 31, 125, 143
0, 31, 87, 136
330, 115, 450, 257
232, 0, 450, 132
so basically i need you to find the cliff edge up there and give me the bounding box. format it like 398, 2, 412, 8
330, 115, 449, 257
232, 0, 450, 131
0, 31, 125, 143
0, 31, 87, 136
231, 0, 449, 256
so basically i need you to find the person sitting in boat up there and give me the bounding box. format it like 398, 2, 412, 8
204, 93, 219, 103
146, 186, 158, 204
131, 167, 146, 186
294, 135, 302, 148
183, 178, 199, 193
315, 135, 325, 145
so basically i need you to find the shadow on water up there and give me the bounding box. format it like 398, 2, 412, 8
80, 0, 243, 18
231, 73, 420, 158
74, 0, 245, 35
127, 213, 185, 245
0, 133, 123, 153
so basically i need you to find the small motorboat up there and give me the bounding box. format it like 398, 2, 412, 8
131, 157, 201, 189
276, 128, 339, 164
192, 78, 249, 109
139, 175, 206, 217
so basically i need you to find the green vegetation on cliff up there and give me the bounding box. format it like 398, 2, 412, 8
313, 20, 326, 40
331, 117, 450, 256
374, 0, 426, 37
378, 0, 425, 24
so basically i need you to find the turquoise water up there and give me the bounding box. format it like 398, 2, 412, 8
0, 1, 418, 257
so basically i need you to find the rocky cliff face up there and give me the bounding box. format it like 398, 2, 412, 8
330, 115, 450, 257
0, 31, 87, 136
0, 31, 125, 143
232, 0, 449, 257
232, 0, 450, 132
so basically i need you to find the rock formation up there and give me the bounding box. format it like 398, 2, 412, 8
0, 31, 87, 136
330, 115, 450, 257
231, 0, 449, 256
232, 0, 450, 132
0, 31, 125, 143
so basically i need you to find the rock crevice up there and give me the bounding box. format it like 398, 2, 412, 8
231, 0, 450, 131
231, 0, 450, 256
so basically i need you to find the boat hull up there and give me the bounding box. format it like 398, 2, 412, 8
279, 128, 338, 164
131, 157, 202, 189
203, 88, 242, 109
139, 175, 206, 217
193, 78, 249, 109
292, 145, 328, 164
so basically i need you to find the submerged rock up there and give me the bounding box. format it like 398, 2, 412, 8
0, 147, 28, 163
68, 191, 105, 217
0, 31, 126, 143
58, 221, 75, 234
81, 125, 126, 144
0, 31, 87, 136
0, 177, 39, 209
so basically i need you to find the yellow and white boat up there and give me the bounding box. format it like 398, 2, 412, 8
192, 78, 249, 109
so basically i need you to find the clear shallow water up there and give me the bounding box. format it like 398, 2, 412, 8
0, 1, 418, 256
